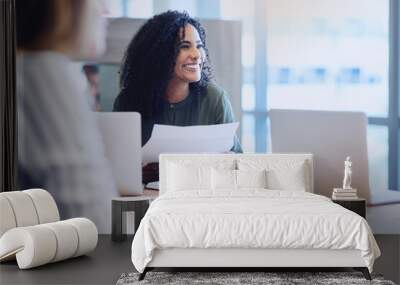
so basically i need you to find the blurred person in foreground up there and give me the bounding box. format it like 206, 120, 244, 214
16, 0, 118, 233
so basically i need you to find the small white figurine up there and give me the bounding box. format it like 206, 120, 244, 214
342, 156, 352, 189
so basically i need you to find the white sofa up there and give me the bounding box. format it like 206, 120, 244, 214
0, 189, 98, 269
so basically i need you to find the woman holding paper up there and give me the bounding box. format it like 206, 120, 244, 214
113, 11, 242, 156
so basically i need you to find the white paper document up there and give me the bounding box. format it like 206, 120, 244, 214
142, 122, 239, 163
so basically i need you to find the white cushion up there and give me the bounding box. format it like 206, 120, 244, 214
23, 189, 59, 224
211, 169, 268, 191
64, 218, 98, 257
160, 154, 313, 194
167, 163, 211, 191
211, 169, 236, 190
42, 221, 79, 262
167, 160, 235, 192
1, 191, 39, 227
236, 169, 267, 189
268, 162, 307, 191
237, 159, 308, 191
0, 196, 17, 237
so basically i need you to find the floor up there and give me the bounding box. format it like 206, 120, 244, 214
367, 204, 400, 234
374, 235, 400, 284
368, 189, 400, 234
1, 235, 399, 285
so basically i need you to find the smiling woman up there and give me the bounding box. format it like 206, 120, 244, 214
113, 11, 242, 159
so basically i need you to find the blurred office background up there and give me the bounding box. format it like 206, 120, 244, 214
83, 0, 399, 194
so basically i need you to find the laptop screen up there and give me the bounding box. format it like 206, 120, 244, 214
96, 112, 143, 196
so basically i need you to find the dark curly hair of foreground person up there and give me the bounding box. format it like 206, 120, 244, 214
114, 10, 212, 118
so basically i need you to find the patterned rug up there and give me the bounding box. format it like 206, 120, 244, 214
116, 271, 396, 285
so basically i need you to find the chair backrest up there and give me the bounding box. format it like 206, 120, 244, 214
159, 153, 313, 195
0, 189, 60, 237
270, 109, 370, 202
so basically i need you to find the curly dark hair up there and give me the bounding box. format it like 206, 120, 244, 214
113, 10, 212, 118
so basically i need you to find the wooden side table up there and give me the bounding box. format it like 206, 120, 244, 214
332, 198, 366, 218
112, 190, 159, 242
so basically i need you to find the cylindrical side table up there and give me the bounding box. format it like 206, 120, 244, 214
112, 190, 158, 242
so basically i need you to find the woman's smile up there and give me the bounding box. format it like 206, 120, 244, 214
182, 62, 201, 72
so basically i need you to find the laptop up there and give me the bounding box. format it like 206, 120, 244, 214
269, 109, 370, 202
96, 112, 143, 196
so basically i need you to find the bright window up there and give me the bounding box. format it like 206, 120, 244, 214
266, 0, 389, 117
